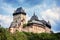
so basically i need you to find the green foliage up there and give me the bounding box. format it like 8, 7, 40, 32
23, 24, 28, 28
0, 26, 7, 40
0, 26, 60, 40
12, 31, 28, 40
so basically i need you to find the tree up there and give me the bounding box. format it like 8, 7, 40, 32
0, 25, 60, 40
0, 25, 7, 40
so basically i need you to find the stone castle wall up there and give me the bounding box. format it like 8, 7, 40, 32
9, 24, 51, 33
22, 24, 51, 33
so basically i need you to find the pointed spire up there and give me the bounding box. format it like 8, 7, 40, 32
48, 20, 50, 25
47, 20, 51, 28
33, 12, 37, 17
48, 20, 50, 23
30, 12, 39, 20
33, 12, 35, 16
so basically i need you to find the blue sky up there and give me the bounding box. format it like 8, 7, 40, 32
0, 0, 60, 33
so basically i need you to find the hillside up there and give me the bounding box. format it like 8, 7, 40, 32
0, 26, 60, 40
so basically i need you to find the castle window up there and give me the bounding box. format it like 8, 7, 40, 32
21, 20, 23, 22
18, 23, 21, 26
21, 19, 25, 22
16, 20, 17, 23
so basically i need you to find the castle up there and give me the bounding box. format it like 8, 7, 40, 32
9, 7, 51, 33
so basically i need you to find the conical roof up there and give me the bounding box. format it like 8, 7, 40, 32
28, 13, 43, 25
28, 13, 51, 28
30, 13, 39, 21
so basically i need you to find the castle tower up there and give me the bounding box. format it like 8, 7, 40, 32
13, 7, 26, 26
9, 7, 26, 33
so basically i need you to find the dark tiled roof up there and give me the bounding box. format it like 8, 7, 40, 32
15, 7, 24, 13
39, 20, 51, 28
30, 13, 39, 21
28, 13, 51, 28
13, 7, 26, 16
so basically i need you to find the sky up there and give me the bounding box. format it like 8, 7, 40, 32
0, 0, 60, 33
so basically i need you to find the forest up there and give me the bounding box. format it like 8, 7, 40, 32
0, 25, 60, 40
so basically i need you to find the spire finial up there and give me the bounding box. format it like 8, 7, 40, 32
48, 20, 50, 23
30, 12, 39, 20
33, 12, 36, 16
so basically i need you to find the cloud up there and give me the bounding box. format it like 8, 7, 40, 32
25, 4, 43, 17
41, 7, 60, 32
1, 3, 15, 15
0, 0, 15, 28
42, 9, 59, 20
26, 14, 31, 23
0, 14, 13, 28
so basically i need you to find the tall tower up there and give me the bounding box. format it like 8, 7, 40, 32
13, 7, 26, 26
9, 7, 26, 33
